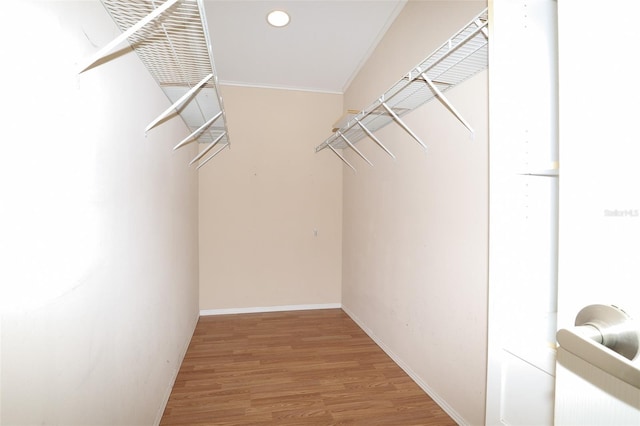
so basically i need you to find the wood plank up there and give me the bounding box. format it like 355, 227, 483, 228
160, 309, 455, 425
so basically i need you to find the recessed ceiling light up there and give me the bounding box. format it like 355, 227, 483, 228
267, 10, 290, 28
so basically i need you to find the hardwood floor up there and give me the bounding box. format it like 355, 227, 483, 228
160, 309, 456, 425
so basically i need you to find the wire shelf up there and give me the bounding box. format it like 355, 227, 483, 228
316, 8, 488, 153
98, 0, 230, 167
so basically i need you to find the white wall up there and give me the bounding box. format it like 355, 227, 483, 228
0, 2, 199, 424
198, 85, 343, 311
340, 1, 488, 425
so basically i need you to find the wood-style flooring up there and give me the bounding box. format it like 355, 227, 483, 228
160, 309, 456, 425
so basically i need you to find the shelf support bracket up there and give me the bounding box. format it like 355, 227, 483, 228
145, 73, 214, 133
420, 72, 474, 134
189, 132, 227, 166
78, 0, 180, 73
354, 118, 396, 159
475, 18, 489, 39
380, 102, 427, 150
338, 132, 373, 166
173, 111, 223, 150
196, 143, 229, 170
327, 143, 356, 173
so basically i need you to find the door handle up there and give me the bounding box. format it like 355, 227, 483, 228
556, 304, 640, 388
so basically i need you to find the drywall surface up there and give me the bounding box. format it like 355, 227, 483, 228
198, 85, 343, 310
0, 2, 199, 424
341, 1, 488, 425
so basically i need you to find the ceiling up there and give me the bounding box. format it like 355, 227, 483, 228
202, 0, 407, 94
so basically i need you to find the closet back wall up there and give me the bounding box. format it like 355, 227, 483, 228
198, 86, 343, 311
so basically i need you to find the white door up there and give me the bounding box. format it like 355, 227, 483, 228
555, 0, 640, 423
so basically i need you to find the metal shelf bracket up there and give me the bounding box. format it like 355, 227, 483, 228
145, 73, 213, 133
338, 132, 373, 166
328, 144, 357, 173
190, 132, 227, 165
420, 71, 474, 134
381, 102, 427, 150
354, 117, 396, 159
173, 111, 222, 150
196, 143, 229, 170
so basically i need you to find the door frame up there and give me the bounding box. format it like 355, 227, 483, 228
486, 1, 559, 424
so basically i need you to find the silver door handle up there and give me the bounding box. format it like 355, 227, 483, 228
556, 304, 640, 388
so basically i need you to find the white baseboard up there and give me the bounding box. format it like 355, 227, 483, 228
200, 303, 341, 316
154, 309, 200, 426
341, 305, 466, 426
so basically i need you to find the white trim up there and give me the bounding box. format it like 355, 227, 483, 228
154, 310, 200, 426
200, 303, 341, 316
341, 304, 467, 426
218, 80, 343, 95
340, 0, 407, 93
